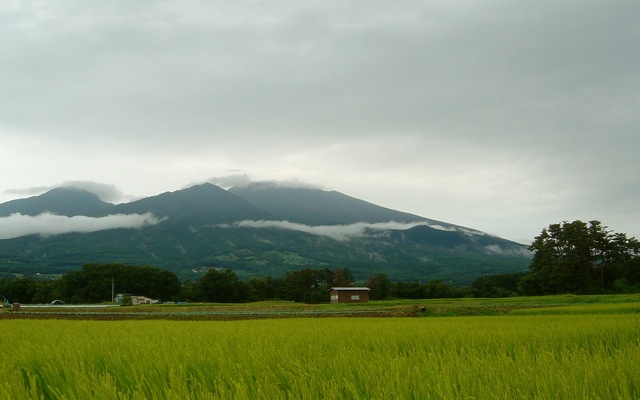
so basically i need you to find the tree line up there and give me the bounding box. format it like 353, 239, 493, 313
0, 264, 183, 305
183, 268, 470, 303
1, 264, 468, 305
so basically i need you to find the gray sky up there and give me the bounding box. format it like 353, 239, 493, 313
1, 0, 638, 244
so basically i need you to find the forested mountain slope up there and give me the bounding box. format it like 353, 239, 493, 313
0, 183, 531, 284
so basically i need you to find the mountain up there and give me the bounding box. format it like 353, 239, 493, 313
0, 183, 531, 285
0, 187, 111, 217
229, 182, 439, 226
105, 183, 276, 224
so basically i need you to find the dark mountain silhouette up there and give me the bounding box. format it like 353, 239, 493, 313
0, 182, 531, 284
229, 182, 440, 226
0, 187, 111, 217
104, 183, 276, 224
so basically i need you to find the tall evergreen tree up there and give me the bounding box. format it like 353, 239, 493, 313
523, 220, 639, 294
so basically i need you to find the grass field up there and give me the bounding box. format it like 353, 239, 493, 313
1, 295, 639, 399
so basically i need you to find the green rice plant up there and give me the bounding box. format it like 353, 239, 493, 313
1, 314, 638, 399
511, 302, 640, 315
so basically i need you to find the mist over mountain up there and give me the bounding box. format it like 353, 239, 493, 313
0, 182, 531, 284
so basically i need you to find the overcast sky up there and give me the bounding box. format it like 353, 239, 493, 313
1, 0, 638, 243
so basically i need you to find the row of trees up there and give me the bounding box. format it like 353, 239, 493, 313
1, 264, 467, 304
179, 267, 354, 304
186, 268, 468, 303
1, 264, 182, 305
0, 276, 57, 305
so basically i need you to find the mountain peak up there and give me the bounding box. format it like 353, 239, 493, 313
108, 182, 275, 222
0, 187, 111, 217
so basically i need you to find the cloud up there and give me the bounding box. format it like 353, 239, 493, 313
220, 220, 455, 241
58, 181, 124, 203
190, 175, 323, 190
1, 0, 639, 244
429, 224, 462, 233
243, 178, 324, 190
181, 174, 324, 191
271, 179, 324, 190
4, 186, 52, 198
0, 212, 161, 240
484, 245, 532, 258
5, 181, 124, 203
205, 174, 252, 189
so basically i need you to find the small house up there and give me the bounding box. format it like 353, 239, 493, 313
115, 293, 158, 305
328, 287, 370, 303
131, 296, 156, 305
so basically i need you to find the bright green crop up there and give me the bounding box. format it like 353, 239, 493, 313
1, 315, 638, 399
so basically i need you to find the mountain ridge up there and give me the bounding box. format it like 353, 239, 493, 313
229, 182, 444, 227
0, 182, 531, 284
0, 187, 112, 217
103, 183, 277, 224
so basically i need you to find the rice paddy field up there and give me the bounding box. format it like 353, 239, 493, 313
1, 296, 639, 399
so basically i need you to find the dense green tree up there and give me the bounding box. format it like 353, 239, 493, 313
472, 273, 526, 297
246, 276, 284, 301
0, 277, 37, 304
196, 268, 247, 303
424, 280, 458, 298
0, 277, 60, 304
393, 281, 424, 299
523, 220, 640, 294
364, 273, 393, 300
180, 280, 198, 302
282, 268, 334, 303
332, 267, 355, 287
391, 279, 464, 299
60, 263, 181, 303
609, 258, 640, 293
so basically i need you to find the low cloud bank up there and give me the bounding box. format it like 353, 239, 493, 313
220, 220, 449, 241
197, 174, 252, 189
484, 244, 532, 257
0, 212, 161, 240
198, 174, 324, 190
